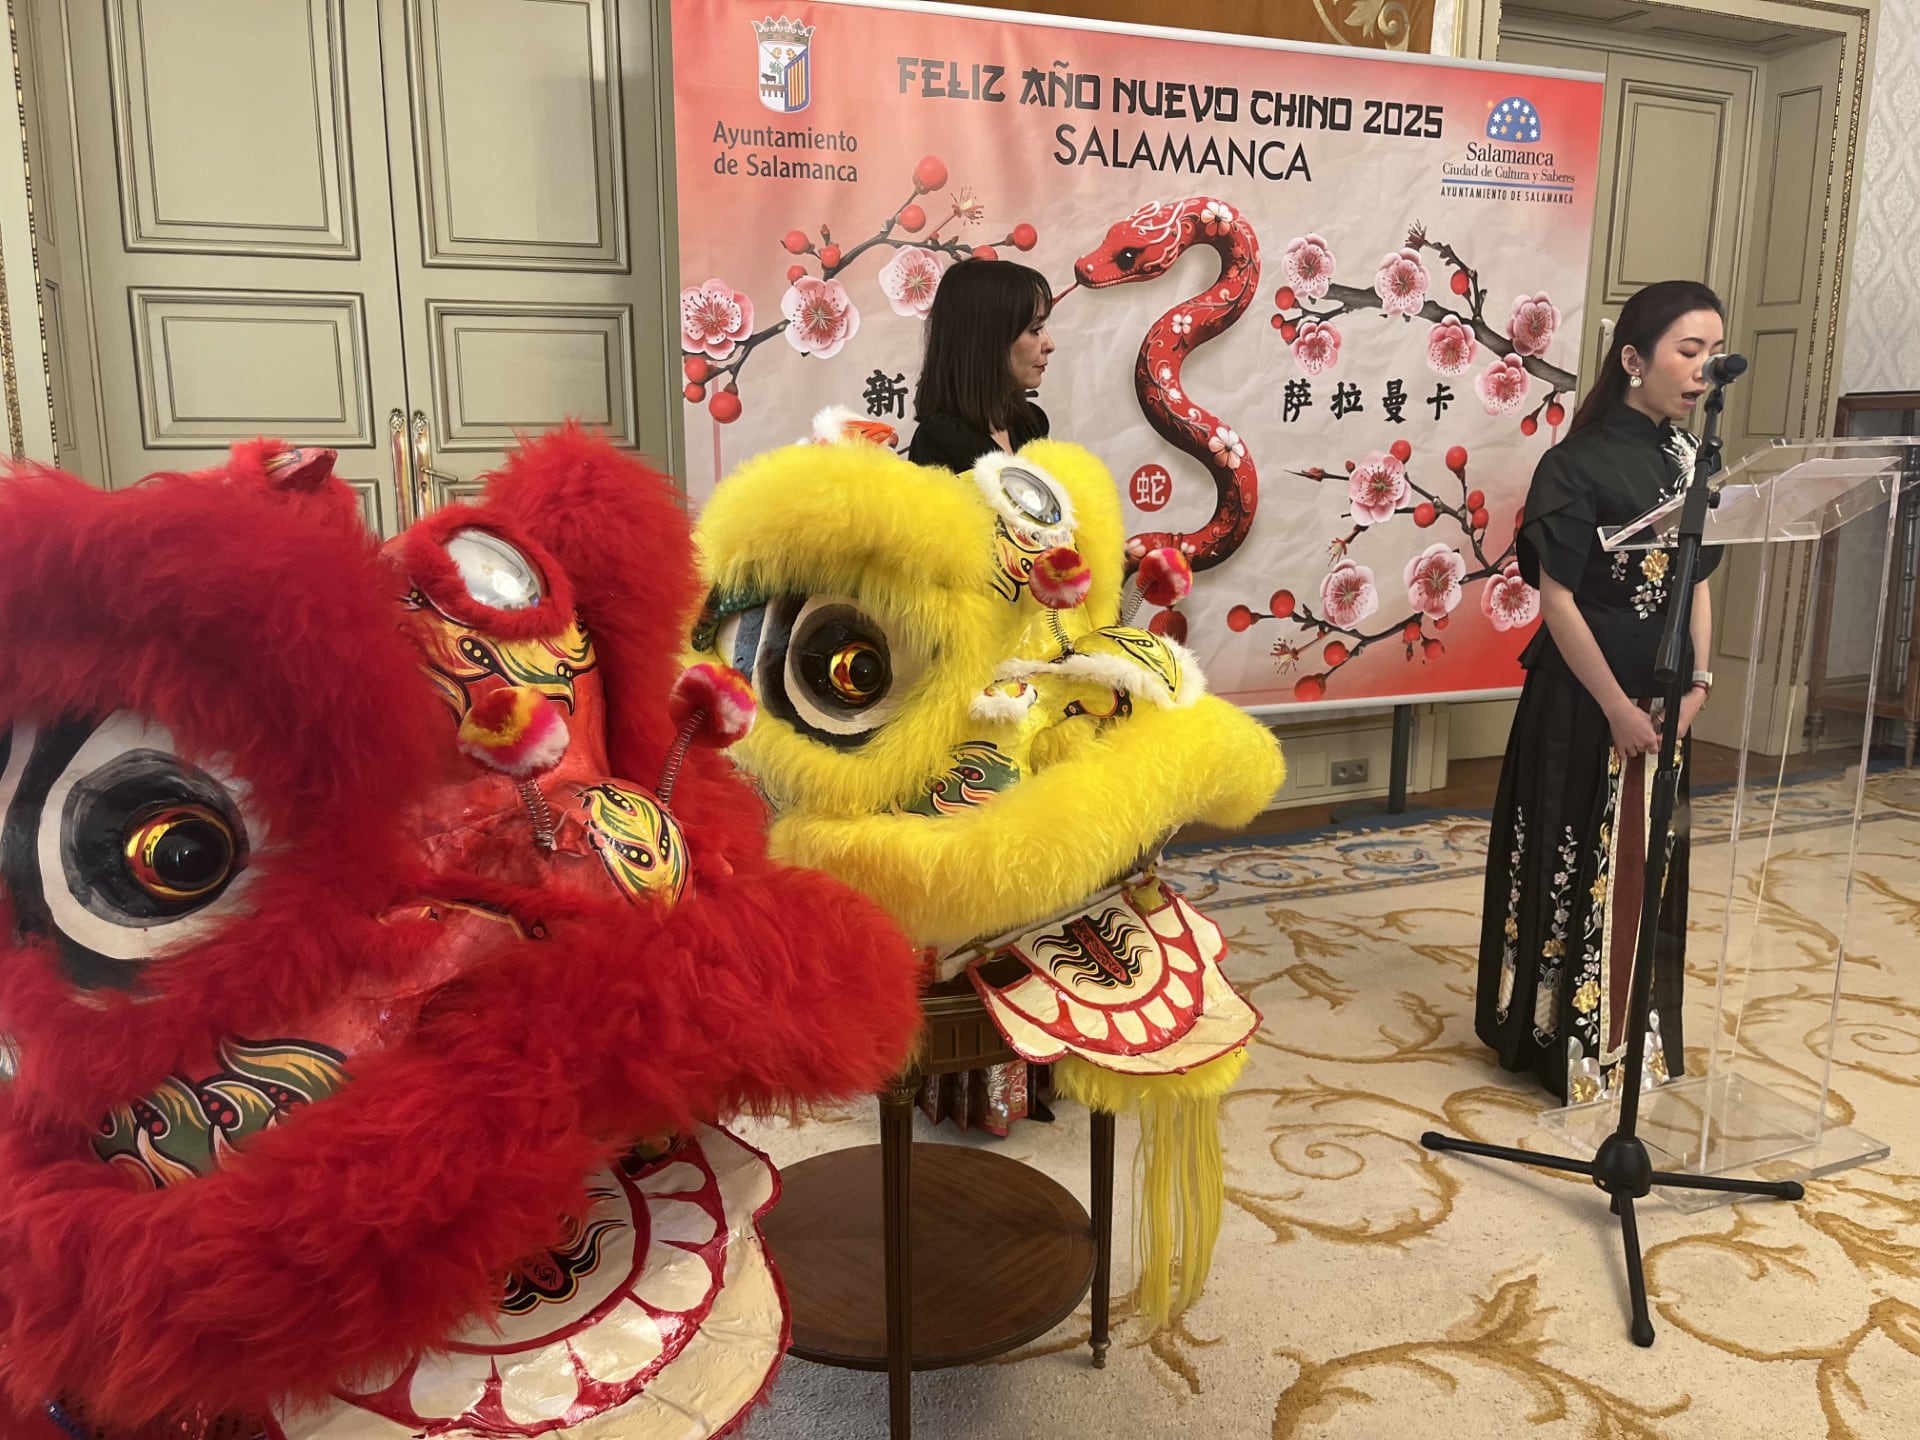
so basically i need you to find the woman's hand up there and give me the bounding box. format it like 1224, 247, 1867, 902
1607, 698, 1660, 758
1678, 685, 1708, 739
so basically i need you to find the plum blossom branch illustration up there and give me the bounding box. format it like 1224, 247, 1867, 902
1270, 223, 1578, 403
1227, 440, 1540, 700
679, 155, 1042, 426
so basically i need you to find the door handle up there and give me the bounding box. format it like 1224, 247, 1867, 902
1595, 315, 1615, 385
410, 410, 459, 518
387, 408, 412, 530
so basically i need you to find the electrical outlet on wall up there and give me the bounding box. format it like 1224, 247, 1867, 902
1331, 759, 1369, 786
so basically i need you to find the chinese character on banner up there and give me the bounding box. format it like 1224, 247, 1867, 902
1283, 379, 1314, 424
1382, 379, 1409, 424
863, 370, 909, 419
1130, 464, 1173, 513
1331, 382, 1363, 419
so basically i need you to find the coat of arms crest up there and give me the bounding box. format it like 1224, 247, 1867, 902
755, 16, 815, 114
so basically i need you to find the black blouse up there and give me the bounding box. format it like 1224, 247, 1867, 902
1517, 403, 1722, 699
906, 403, 1049, 473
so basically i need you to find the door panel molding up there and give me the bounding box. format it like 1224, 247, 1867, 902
106, 0, 358, 257
1607, 85, 1739, 295
342, 475, 389, 532
1756, 86, 1822, 307
130, 286, 372, 446
1743, 327, 1798, 437
406, 0, 628, 271
60, 0, 409, 495
426, 298, 636, 447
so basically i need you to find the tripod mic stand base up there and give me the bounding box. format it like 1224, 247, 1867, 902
1539, 1070, 1886, 1212
1418, 1127, 1805, 1347
1591, 1131, 1654, 1198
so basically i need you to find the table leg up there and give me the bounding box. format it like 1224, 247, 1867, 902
1028, 1061, 1056, 1123
880, 1073, 917, 1438
1089, 1107, 1115, 1368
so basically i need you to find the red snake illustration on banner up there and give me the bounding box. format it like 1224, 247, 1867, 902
1073, 196, 1262, 593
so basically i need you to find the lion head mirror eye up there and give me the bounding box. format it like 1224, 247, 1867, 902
972, 455, 1074, 546
998, 467, 1062, 528
446, 530, 543, 611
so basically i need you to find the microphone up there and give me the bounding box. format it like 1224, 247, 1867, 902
1702, 352, 1748, 387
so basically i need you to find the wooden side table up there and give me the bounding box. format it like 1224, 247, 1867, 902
762, 974, 1116, 1439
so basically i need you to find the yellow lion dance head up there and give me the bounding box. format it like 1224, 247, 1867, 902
691, 413, 1287, 1325
690, 416, 1283, 956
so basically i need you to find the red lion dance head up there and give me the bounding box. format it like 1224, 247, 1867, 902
0, 429, 921, 1438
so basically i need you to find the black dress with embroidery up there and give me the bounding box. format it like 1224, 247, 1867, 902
1475, 403, 1722, 1103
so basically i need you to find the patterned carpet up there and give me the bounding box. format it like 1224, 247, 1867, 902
736, 770, 1920, 1440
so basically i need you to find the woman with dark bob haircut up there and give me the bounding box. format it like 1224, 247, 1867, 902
906, 257, 1060, 1135
907, 258, 1056, 473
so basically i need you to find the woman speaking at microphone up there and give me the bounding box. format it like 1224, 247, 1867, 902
1476, 279, 1727, 1104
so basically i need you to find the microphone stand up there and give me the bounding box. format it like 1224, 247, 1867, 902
1421, 358, 1805, 1347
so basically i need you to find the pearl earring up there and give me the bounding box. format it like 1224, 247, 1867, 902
1629, 373, 1643, 388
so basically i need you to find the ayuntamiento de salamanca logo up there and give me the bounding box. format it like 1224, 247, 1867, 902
1486, 96, 1542, 144
756, 16, 815, 114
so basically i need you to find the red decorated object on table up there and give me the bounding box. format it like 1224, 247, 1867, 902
0, 428, 921, 1438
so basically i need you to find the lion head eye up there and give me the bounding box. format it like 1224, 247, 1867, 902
1, 713, 256, 989
124, 805, 238, 902
748, 597, 922, 749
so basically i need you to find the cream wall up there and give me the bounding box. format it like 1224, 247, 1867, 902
1841, 0, 1920, 394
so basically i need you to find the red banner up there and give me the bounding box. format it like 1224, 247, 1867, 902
670, 0, 1603, 709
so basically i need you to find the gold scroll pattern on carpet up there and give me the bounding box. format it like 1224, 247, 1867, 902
1204, 777, 1918, 1438
1639, 1181, 1920, 1439
738, 775, 1920, 1439
1272, 1274, 1691, 1439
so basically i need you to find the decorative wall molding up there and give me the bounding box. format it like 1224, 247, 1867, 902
942, 0, 1436, 51
1839, 0, 1919, 394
